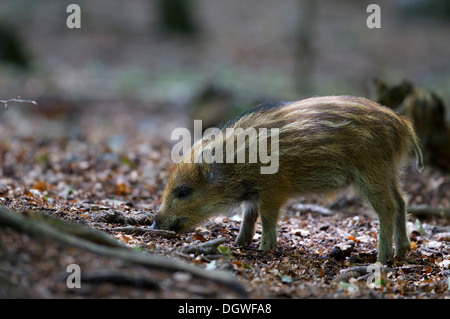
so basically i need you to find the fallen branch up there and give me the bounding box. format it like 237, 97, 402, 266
113, 225, 177, 238
0, 206, 248, 297
181, 237, 227, 255
292, 203, 450, 219
24, 211, 124, 248
291, 203, 333, 216
334, 265, 395, 283
90, 210, 154, 226
0, 97, 37, 110
407, 205, 450, 219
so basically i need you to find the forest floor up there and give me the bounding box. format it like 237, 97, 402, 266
0, 102, 449, 299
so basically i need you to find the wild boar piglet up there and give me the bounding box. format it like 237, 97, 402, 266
152, 96, 423, 264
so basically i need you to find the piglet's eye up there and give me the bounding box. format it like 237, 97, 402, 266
174, 185, 193, 199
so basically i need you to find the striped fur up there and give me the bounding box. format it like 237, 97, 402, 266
153, 96, 423, 264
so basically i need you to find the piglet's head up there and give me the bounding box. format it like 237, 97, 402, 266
151, 161, 227, 233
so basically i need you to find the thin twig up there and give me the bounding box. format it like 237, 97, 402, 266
0, 97, 38, 110
181, 237, 227, 255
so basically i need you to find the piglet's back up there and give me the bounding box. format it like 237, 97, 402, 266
230, 95, 420, 165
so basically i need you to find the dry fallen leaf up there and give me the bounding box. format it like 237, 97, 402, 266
193, 233, 207, 242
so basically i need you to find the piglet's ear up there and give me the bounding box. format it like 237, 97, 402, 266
208, 162, 226, 183
195, 154, 224, 183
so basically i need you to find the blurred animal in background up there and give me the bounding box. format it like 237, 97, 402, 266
371, 79, 450, 171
